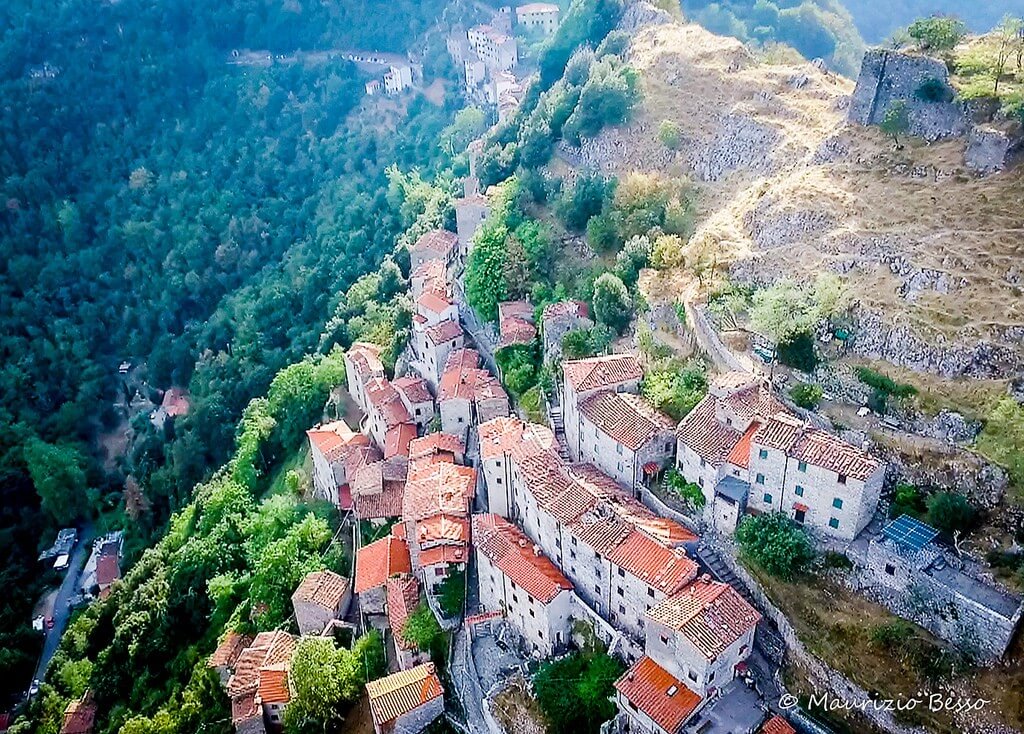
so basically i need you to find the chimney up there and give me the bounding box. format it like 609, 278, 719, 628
700, 573, 711, 583
533, 544, 541, 556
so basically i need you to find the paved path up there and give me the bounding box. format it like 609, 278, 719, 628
33, 523, 93, 686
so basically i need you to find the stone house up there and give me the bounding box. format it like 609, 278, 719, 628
477, 416, 558, 519
561, 354, 643, 467
506, 452, 698, 642
496, 300, 537, 350
515, 2, 559, 34
355, 535, 413, 618
364, 378, 414, 456
409, 229, 458, 272
856, 515, 1023, 659
414, 316, 464, 389
393, 376, 435, 432
291, 570, 352, 636
454, 193, 490, 267
438, 348, 510, 438
365, 663, 444, 734
409, 431, 466, 467
60, 691, 97, 734
467, 24, 518, 71
541, 300, 592, 363
676, 373, 885, 541
352, 456, 406, 525
225, 631, 296, 734
410, 259, 447, 301
306, 420, 371, 506
344, 342, 385, 414
473, 513, 574, 656
575, 390, 675, 492
613, 655, 705, 734
387, 573, 430, 671
208, 631, 254, 685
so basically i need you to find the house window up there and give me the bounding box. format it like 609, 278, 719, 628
660, 634, 669, 644
665, 442, 672, 452
647, 588, 655, 598
688, 670, 697, 682
739, 644, 748, 655
794, 485, 804, 497
616, 444, 623, 455
798, 461, 807, 472
496, 477, 503, 485
838, 473, 848, 484
885, 563, 896, 576
758, 449, 768, 459
434, 567, 445, 576
571, 536, 577, 546
638, 619, 645, 629
698, 477, 704, 487
708, 671, 715, 682
595, 585, 601, 595
829, 517, 840, 529
512, 594, 518, 603
537, 630, 543, 639
618, 568, 625, 578
617, 586, 624, 597
700, 458, 706, 467
763, 493, 772, 504
618, 604, 626, 614
832, 498, 844, 509
458, 417, 465, 423
415, 408, 422, 416
529, 609, 535, 617
755, 473, 765, 485
570, 550, 576, 560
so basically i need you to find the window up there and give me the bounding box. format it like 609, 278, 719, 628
594, 585, 601, 595
763, 493, 772, 504
647, 588, 655, 598
708, 671, 715, 682
838, 473, 848, 484
739, 644, 748, 655
688, 670, 697, 682
698, 477, 704, 487
829, 517, 840, 529
618, 604, 626, 614
570, 550, 576, 560
537, 630, 543, 639
617, 586, 624, 597
700, 458, 706, 467
832, 497, 844, 509
638, 619, 645, 629
798, 461, 807, 472
758, 449, 768, 459
571, 536, 577, 546
665, 442, 672, 452
529, 609, 535, 617
616, 444, 623, 455
618, 568, 625, 578
434, 567, 444, 577
415, 408, 422, 416
885, 563, 896, 576
794, 485, 804, 497
458, 416, 464, 423
555, 537, 561, 548
496, 477, 502, 485
512, 594, 518, 603
660, 634, 669, 644
755, 473, 765, 485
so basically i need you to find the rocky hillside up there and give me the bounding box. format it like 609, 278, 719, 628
556, 7, 1024, 380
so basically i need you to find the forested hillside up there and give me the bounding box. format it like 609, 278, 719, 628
0, 0, 467, 706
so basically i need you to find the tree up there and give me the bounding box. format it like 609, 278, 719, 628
658, 119, 681, 149
533, 651, 625, 734
664, 469, 705, 509
926, 492, 976, 534
592, 273, 632, 334
24, 438, 95, 525
880, 100, 910, 148
789, 383, 823, 409
749, 274, 846, 346
735, 513, 814, 580
907, 16, 966, 51
401, 602, 446, 662
992, 16, 1024, 95
640, 363, 707, 421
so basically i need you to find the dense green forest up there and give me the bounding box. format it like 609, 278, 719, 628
0, 0, 466, 708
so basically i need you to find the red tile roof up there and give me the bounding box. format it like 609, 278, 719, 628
61, 693, 97, 734
306, 420, 369, 463
393, 376, 432, 405
292, 570, 350, 610
676, 395, 742, 467
542, 300, 589, 323
478, 416, 557, 462
95, 553, 120, 587
411, 258, 446, 285
409, 432, 466, 461
226, 631, 296, 698
614, 657, 702, 734
761, 714, 797, 734
726, 421, 760, 469
257, 666, 290, 704
209, 631, 253, 669
578, 391, 675, 451
366, 379, 413, 428
563, 354, 642, 393
403, 462, 477, 523
387, 574, 422, 651
790, 427, 882, 480
160, 387, 190, 417
230, 692, 259, 724
497, 301, 537, 349
425, 318, 463, 345
416, 514, 471, 544
753, 413, 803, 452
355, 536, 412, 594
417, 290, 455, 317
384, 422, 418, 459
365, 663, 444, 727
418, 544, 468, 567
347, 342, 385, 379
354, 481, 405, 521
411, 229, 458, 256
647, 577, 761, 659
473, 514, 572, 603
606, 529, 698, 595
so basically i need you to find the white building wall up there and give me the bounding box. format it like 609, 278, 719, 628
440, 398, 472, 436
645, 619, 754, 696
309, 442, 339, 505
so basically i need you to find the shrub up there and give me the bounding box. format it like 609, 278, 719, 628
533, 651, 625, 734
615, 235, 652, 287
658, 119, 681, 149
736, 513, 814, 580
926, 492, 976, 534
585, 211, 622, 254
556, 173, 615, 231
889, 483, 927, 519
789, 383, 823, 409
907, 16, 966, 52
641, 362, 707, 421
592, 273, 633, 334
854, 366, 917, 400
871, 620, 914, 647
975, 397, 1024, 491
916, 77, 950, 103
437, 568, 466, 617
776, 331, 818, 372
664, 469, 705, 509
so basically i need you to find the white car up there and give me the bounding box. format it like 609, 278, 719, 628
857, 406, 871, 417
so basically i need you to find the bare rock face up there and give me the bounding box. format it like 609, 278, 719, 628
691, 113, 779, 181
848, 49, 968, 141
618, 0, 673, 33
878, 444, 1008, 510
965, 126, 1013, 174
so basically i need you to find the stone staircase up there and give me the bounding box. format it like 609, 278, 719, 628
548, 405, 570, 460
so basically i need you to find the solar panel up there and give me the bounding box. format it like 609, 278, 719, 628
882, 514, 939, 551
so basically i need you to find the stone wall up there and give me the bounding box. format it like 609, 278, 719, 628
848, 50, 968, 142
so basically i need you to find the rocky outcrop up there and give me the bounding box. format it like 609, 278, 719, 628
965, 125, 1015, 174
875, 442, 1008, 510
691, 114, 779, 181
848, 49, 969, 141
617, 0, 673, 33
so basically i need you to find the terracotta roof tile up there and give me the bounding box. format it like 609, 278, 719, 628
563, 354, 642, 393
61, 693, 97, 734
366, 379, 413, 428
347, 342, 385, 379
542, 300, 589, 323
790, 427, 881, 480
606, 530, 698, 594
578, 391, 675, 451
726, 421, 760, 469
614, 657, 702, 734
393, 376, 432, 405
306, 420, 369, 463
411, 229, 458, 255
647, 578, 761, 659
417, 290, 454, 317
384, 422, 417, 459
478, 416, 557, 462
473, 514, 571, 603
418, 544, 468, 566
425, 319, 463, 345
416, 514, 471, 545
761, 714, 797, 734
365, 663, 444, 727
209, 631, 253, 668
387, 574, 422, 651
409, 432, 466, 461
292, 570, 350, 610
230, 691, 259, 724
403, 462, 476, 522
354, 481, 405, 521
95, 553, 120, 586
676, 395, 742, 467
226, 631, 296, 697
752, 413, 803, 452
257, 666, 290, 704
355, 536, 412, 594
